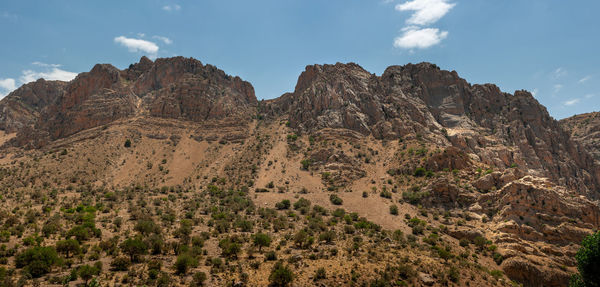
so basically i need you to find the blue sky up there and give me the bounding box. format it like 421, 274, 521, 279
0, 0, 598, 119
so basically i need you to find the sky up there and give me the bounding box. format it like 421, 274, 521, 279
0, 0, 598, 119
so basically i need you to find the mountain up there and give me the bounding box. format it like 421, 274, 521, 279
4, 56, 256, 148
0, 57, 597, 287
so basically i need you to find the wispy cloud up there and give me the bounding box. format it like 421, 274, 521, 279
162, 4, 181, 12
394, 27, 448, 49
553, 84, 563, 93
393, 0, 455, 50
395, 0, 456, 26
114, 36, 159, 56
32, 61, 61, 68
152, 35, 173, 45
585, 94, 594, 99
578, 75, 592, 84
563, 98, 580, 106
552, 67, 567, 79
1, 11, 18, 22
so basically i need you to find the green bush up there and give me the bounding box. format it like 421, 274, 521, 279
15, 246, 60, 278
389, 205, 399, 215
175, 253, 198, 275
570, 231, 600, 287
329, 194, 343, 205
110, 257, 131, 271
269, 261, 294, 286
414, 167, 427, 177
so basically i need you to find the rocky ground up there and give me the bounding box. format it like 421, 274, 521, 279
0, 57, 597, 287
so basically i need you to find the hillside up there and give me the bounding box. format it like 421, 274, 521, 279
0, 57, 597, 287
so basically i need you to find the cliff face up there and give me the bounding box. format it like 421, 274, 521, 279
0, 79, 66, 133
1, 56, 257, 147
269, 62, 599, 197
561, 112, 600, 163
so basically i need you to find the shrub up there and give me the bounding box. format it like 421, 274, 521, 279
110, 257, 131, 271
300, 159, 312, 170
380, 190, 392, 199
389, 205, 399, 215
192, 272, 207, 286
275, 200, 291, 210
329, 194, 343, 205
219, 237, 241, 259
15, 246, 60, 278
314, 267, 326, 280
175, 253, 198, 275
402, 191, 429, 205
265, 251, 277, 261
414, 167, 427, 177
269, 261, 294, 286
124, 139, 131, 148
293, 198, 311, 210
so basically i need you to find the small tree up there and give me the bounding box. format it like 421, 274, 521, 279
269, 261, 294, 287
253, 233, 271, 252
174, 253, 198, 275
219, 237, 241, 259
124, 139, 132, 147
570, 231, 600, 287
56, 239, 80, 258
120, 237, 148, 262
78, 264, 100, 287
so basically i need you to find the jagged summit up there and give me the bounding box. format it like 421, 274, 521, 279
1, 56, 257, 147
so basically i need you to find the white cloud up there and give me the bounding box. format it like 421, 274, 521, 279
20, 68, 77, 84
393, 27, 448, 49
578, 75, 592, 84
152, 35, 173, 45
0, 78, 16, 92
395, 0, 456, 26
162, 4, 181, 11
114, 36, 159, 55
552, 67, 567, 79
585, 94, 594, 99
0, 78, 17, 98
563, 99, 580, 106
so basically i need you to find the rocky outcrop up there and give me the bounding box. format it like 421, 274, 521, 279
0, 79, 66, 132
2, 57, 257, 147
560, 112, 600, 162
269, 62, 599, 196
